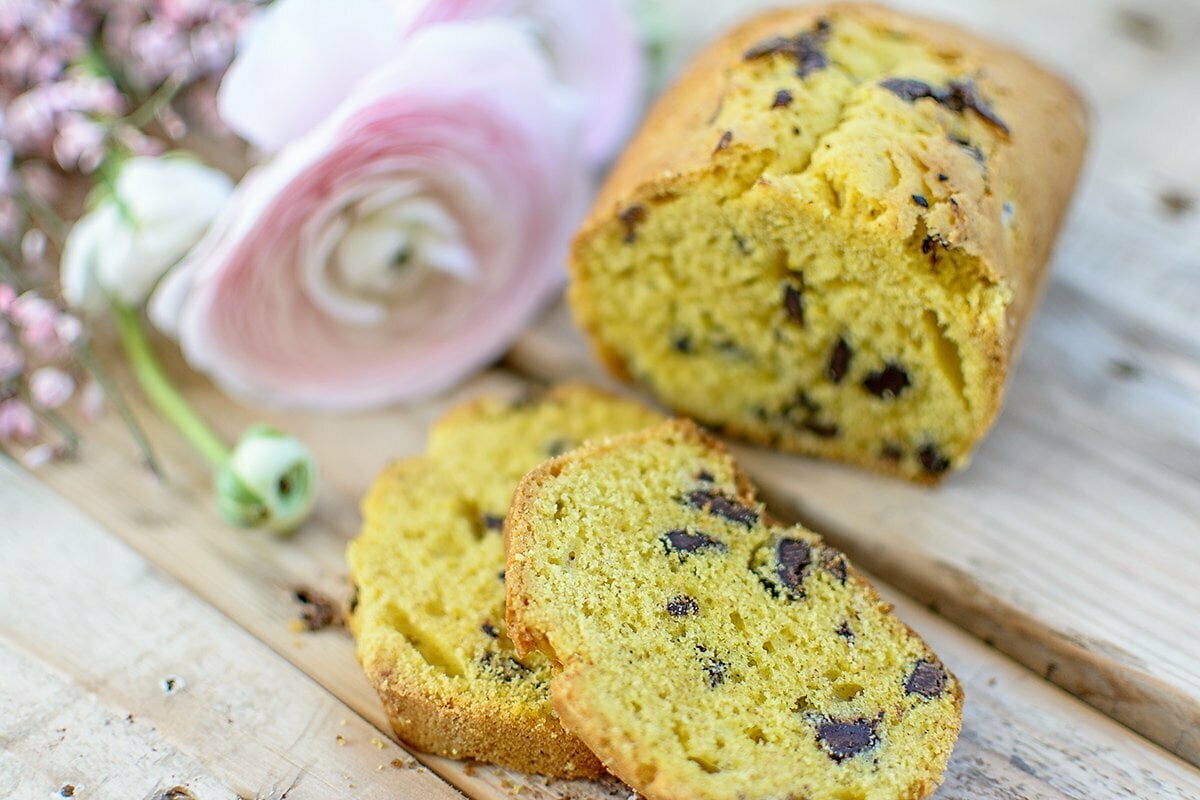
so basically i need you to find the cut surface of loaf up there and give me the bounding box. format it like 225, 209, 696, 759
347, 385, 662, 777
506, 420, 962, 799
570, 3, 1088, 482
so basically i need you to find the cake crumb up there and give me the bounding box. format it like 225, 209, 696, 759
336, 734, 347, 747
292, 586, 342, 631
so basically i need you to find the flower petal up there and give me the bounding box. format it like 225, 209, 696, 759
217, 0, 399, 152
159, 20, 587, 409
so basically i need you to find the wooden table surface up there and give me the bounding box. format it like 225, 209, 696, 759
3, 0, 1199, 798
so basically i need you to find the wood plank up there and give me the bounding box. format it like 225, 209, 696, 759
24, 351, 627, 800
15, 347, 1200, 799
509, 0, 1200, 765
0, 458, 462, 800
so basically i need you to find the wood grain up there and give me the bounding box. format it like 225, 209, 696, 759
509, 0, 1200, 765
12, 343, 1200, 798
0, 459, 462, 800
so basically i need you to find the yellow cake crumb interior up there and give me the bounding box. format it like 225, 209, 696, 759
573, 14, 1018, 480
511, 422, 961, 799
347, 387, 662, 774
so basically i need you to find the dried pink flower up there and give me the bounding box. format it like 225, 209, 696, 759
0, 338, 24, 381
21, 442, 55, 468
0, 283, 17, 314
29, 365, 75, 409
80, 378, 105, 420
0, 398, 37, 442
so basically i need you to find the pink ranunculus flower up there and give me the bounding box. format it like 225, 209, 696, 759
217, 0, 641, 165
151, 20, 586, 410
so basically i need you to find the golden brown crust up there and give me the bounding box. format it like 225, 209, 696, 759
569, 3, 1088, 484
350, 385, 668, 780
362, 655, 604, 778
506, 419, 963, 798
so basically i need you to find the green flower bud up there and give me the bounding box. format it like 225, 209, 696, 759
216, 424, 317, 535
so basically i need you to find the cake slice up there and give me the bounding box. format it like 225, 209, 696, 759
569, 3, 1087, 481
347, 385, 662, 777
506, 420, 962, 799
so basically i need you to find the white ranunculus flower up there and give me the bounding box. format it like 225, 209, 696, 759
60, 155, 233, 314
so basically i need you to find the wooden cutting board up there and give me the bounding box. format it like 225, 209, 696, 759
10, 359, 1200, 800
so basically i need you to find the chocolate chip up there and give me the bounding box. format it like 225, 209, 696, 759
880, 442, 905, 461
783, 283, 805, 326
912, 193, 929, 208
667, 595, 700, 616
696, 470, 716, 483
672, 334, 694, 354
772, 89, 794, 108
788, 391, 821, 416
949, 134, 986, 167
879, 77, 937, 102
481, 513, 505, 531
937, 173, 949, 182
662, 529, 727, 555
826, 337, 852, 383
863, 364, 911, 399
922, 232, 949, 255
821, 548, 847, 583
480, 651, 532, 682
292, 586, 341, 631
619, 204, 647, 243
481, 622, 499, 638
881, 77, 1008, 134
922, 233, 951, 265
918, 444, 951, 475
714, 130, 733, 153
906, 659, 948, 698
776, 537, 812, 593
836, 622, 855, 641
685, 489, 758, 526
939, 80, 1009, 134
743, 20, 831, 77
816, 719, 878, 762
701, 656, 730, 687
714, 338, 750, 359
803, 419, 840, 439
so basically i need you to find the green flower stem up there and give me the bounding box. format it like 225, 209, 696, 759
113, 302, 229, 468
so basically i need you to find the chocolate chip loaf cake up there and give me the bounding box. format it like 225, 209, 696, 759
506, 420, 962, 799
570, 3, 1087, 482
347, 386, 662, 777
